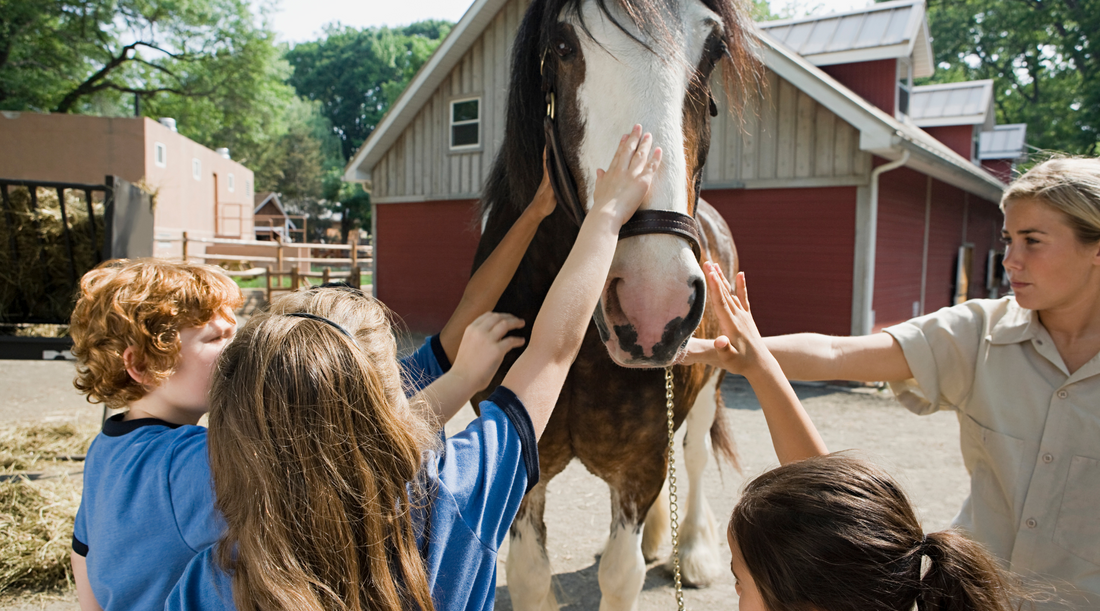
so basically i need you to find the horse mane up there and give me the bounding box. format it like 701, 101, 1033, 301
474, 0, 762, 274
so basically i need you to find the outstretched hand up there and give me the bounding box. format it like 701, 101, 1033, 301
684, 263, 770, 377
450, 312, 527, 392
528, 148, 557, 220
590, 124, 662, 226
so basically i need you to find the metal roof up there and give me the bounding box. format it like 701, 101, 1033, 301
979, 124, 1028, 160
909, 80, 995, 129
759, 0, 933, 77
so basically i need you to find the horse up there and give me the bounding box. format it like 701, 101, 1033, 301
471, 0, 760, 608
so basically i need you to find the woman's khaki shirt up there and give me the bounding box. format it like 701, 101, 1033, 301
885, 296, 1099, 604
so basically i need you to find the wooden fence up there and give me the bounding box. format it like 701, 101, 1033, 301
171, 233, 373, 303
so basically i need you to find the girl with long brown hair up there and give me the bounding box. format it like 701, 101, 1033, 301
691, 262, 1033, 611
165, 126, 663, 611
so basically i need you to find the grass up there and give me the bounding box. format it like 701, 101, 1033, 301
233, 271, 372, 290
0, 421, 98, 596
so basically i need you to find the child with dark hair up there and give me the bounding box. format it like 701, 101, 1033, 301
688, 263, 1030, 611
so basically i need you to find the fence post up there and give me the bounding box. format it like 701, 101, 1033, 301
265, 266, 272, 303
276, 242, 284, 275
182, 231, 188, 261
291, 267, 299, 291
351, 265, 361, 289
323, 267, 330, 284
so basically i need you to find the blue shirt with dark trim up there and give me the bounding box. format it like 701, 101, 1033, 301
74, 335, 448, 611
164, 386, 540, 611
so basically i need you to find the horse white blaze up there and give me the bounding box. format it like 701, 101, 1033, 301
571, 0, 722, 367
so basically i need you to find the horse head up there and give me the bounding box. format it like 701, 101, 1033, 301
480, 0, 759, 368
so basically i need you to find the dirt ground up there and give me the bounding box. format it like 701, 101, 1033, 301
0, 359, 969, 611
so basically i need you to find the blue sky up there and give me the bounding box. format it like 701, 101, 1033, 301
268, 0, 872, 44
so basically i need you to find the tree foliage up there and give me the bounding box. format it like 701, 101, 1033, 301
920, 0, 1099, 155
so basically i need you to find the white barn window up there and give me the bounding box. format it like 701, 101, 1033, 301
228, 173, 235, 192
154, 142, 167, 167
450, 97, 481, 149
192, 158, 202, 181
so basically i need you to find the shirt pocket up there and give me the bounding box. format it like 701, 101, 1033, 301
961, 415, 1024, 519
1053, 455, 1100, 567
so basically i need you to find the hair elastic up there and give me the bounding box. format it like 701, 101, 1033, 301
285, 312, 354, 340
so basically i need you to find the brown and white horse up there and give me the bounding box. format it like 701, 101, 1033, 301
472, 0, 760, 608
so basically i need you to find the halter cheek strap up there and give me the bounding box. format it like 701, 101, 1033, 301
540, 48, 704, 260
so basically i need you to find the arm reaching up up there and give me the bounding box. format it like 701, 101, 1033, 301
503, 125, 662, 438
686, 264, 828, 464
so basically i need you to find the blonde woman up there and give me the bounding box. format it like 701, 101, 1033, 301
690, 157, 1100, 606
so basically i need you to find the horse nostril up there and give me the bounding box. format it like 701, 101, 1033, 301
686, 275, 706, 326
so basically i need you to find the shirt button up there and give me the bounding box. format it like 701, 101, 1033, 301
1026, 518, 1038, 529
1057, 390, 1069, 399
1042, 453, 1054, 464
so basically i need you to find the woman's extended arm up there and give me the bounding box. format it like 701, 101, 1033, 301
503, 126, 661, 439
761, 332, 912, 382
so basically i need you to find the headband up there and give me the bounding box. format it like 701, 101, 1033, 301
285, 312, 354, 340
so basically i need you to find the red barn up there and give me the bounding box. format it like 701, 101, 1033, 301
345, 0, 1016, 336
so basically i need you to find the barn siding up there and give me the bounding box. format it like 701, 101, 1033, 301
707, 71, 870, 187
704, 186, 857, 337
925, 179, 966, 312
965, 196, 1005, 299
924, 125, 974, 161
821, 59, 897, 115
873, 166, 927, 331
375, 200, 481, 332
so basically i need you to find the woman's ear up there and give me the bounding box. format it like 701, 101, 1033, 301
122, 347, 148, 386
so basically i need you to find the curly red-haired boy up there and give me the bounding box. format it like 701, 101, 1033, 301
68, 259, 241, 611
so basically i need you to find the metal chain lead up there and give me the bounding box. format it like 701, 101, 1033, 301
665, 366, 685, 611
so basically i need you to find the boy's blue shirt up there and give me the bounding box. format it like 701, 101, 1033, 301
74, 335, 447, 610
164, 386, 540, 611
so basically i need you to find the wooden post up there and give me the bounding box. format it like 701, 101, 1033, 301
351, 265, 361, 289
291, 267, 299, 291
182, 231, 188, 261
276, 243, 284, 276
322, 267, 331, 284
265, 266, 273, 303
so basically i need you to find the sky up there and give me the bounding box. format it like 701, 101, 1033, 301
269, 0, 874, 44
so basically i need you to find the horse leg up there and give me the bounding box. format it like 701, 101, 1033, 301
670, 373, 724, 587
641, 477, 669, 562
598, 488, 648, 611
506, 481, 558, 611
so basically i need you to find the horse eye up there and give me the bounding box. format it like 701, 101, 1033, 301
708, 39, 728, 63
553, 38, 574, 57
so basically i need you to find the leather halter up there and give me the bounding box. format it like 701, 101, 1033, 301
540, 50, 703, 260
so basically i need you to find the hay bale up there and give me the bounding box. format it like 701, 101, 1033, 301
0, 186, 106, 324
0, 422, 96, 473
0, 477, 81, 594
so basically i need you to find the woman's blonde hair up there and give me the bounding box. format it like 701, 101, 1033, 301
70, 258, 241, 408
1002, 157, 1100, 244
208, 286, 439, 611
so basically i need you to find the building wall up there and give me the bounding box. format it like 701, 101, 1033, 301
373, 0, 529, 201
981, 159, 1014, 184
705, 71, 872, 188
704, 186, 857, 337
965, 196, 1005, 299
821, 59, 897, 115
923, 125, 974, 161
0, 112, 146, 184
873, 166, 928, 330
375, 199, 481, 332
925, 179, 967, 312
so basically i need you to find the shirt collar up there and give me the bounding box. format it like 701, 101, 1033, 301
101, 413, 183, 437
989, 297, 1040, 345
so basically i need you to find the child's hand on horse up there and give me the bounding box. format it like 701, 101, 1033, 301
591, 124, 662, 226
527, 148, 557, 220
450, 312, 527, 392
684, 265, 774, 378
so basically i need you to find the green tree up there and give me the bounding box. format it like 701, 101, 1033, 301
918, 0, 1099, 155
285, 21, 451, 240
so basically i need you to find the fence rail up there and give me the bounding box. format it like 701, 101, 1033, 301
176, 232, 373, 303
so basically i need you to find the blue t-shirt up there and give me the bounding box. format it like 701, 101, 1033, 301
75, 335, 447, 611
73, 417, 222, 611
165, 386, 540, 611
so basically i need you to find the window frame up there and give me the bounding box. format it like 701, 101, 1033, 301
448, 96, 482, 152
154, 142, 167, 168
228, 173, 235, 192
192, 158, 202, 181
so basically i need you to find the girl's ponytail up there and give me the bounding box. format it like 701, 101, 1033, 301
917, 530, 1025, 611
